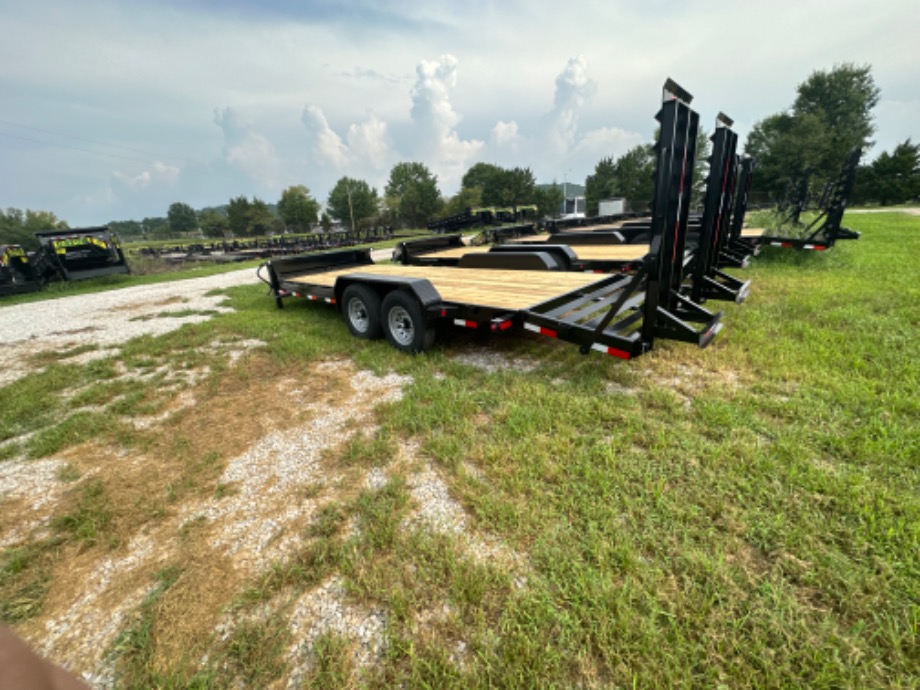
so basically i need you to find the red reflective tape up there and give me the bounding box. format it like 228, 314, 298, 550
813, 245, 827, 251
781, 242, 793, 248
454, 319, 477, 329
293, 292, 302, 298
440, 309, 447, 317
591, 343, 630, 359
499, 320, 513, 331
540, 327, 557, 338
326, 298, 336, 304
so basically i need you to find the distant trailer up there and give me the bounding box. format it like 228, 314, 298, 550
598, 198, 626, 216
32, 227, 130, 281
392, 234, 648, 274
0, 244, 43, 296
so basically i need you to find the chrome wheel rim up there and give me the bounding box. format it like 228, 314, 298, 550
347, 297, 369, 333
387, 305, 414, 346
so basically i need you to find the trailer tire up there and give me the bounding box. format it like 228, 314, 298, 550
342, 284, 383, 339
381, 290, 435, 353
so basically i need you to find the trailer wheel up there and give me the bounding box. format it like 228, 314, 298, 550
342, 284, 383, 339
381, 291, 435, 353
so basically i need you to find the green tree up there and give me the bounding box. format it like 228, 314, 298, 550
0, 208, 69, 250
227, 196, 252, 237
585, 157, 616, 217
248, 198, 281, 236
441, 187, 484, 218
167, 202, 198, 233
692, 127, 711, 207
534, 182, 564, 219
199, 209, 229, 238
277, 185, 320, 232
588, 144, 656, 214
142, 216, 169, 239
461, 162, 505, 206
499, 167, 536, 211
385, 162, 442, 228
746, 63, 879, 200
320, 212, 332, 232
327, 177, 379, 230
855, 139, 920, 205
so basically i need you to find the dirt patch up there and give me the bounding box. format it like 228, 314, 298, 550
7, 355, 414, 683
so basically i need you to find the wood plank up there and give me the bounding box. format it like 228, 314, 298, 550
740, 228, 766, 238
287, 264, 608, 310
421, 243, 649, 262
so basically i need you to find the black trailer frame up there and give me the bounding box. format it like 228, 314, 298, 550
32, 227, 130, 281
755, 148, 862, 251
0, 245, 43, 296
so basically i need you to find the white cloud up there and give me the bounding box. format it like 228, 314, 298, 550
213, 107, 281, 185
302, 105, 349, 168
407, 54, 484, 188
491, 120, 524, 153
346, 114, 392, 169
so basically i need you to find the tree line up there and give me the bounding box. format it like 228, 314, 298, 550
4, 62, 917, 247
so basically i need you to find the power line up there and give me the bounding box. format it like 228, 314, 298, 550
0, 129, 162, 165
0, 117, 187, 165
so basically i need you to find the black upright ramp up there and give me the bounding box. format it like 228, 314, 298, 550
640, 79, 723, 347
686, 115, 751, 304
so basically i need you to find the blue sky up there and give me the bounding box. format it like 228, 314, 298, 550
1, 0, 917, 226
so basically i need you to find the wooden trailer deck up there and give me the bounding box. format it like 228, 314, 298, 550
740, 228, 766, 238
408, 244, 650, 262
286, 264, 610, 311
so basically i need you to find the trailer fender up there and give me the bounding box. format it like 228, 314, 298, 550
334, 274, 443, 322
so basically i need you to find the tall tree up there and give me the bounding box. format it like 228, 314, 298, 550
499, 167, 536, 211
746, 63, 879, 200
167, 202, 198, 233
385, 162, 442, 228
441, 186, 484, 218
534, 182, 565, 219
585, 157, 616, 217
199, 209, 229, 238
461, 162, 505, 206
248, 198, 280, 236
0, 208, 69, 250
327, 177, 379, 230
855, 139, 920, 205
227, 196, 252, 237
277, 185, 320, 232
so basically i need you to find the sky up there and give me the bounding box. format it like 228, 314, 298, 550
1, 0, 917, 227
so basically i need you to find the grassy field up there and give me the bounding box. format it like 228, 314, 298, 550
1, 212, 917, 688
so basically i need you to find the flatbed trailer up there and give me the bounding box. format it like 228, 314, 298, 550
392, 234, 649, 273
753, 148, 862, 251
0, 245, 43, 296
260, 78, 722, 359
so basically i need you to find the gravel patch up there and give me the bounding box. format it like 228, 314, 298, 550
0, 268, 254, 387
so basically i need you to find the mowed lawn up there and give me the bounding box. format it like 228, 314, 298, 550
1, 212, 917, 688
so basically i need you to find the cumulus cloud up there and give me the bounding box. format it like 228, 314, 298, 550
546, 56, 598, 154
302, 105, 392, 173
213, 107, 281, 184
346, 114, 391, 169
112, 161, 180, 191
408, 54, 483, 187
491, 120, 524, 154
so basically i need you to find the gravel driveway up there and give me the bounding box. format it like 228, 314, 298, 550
0, 267, 258, 387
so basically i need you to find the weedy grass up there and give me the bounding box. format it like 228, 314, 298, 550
1, 212, 917, 687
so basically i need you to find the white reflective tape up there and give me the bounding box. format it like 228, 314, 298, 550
523, 322, 540, 334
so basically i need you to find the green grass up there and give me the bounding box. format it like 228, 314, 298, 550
1, 211, 917, 687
